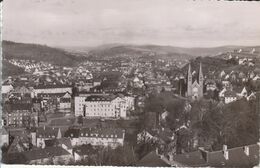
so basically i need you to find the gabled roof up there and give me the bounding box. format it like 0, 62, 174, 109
21, 147, 70, 161
0, 127, 8, 135
64, 127, 125, 139
136, 151, 170, 167
85, 95, 112, 102
36, 126, 61, 138
34, 84, 72, 89
207, 144, 259, 167
224, 90, 237, 97
172, 151, 208, 167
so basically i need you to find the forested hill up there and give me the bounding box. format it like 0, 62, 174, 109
2, 41, 86, 66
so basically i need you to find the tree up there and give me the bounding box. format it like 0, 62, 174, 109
77, 115, 83, 125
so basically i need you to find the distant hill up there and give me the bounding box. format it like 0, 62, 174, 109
2, 41, 86, 66
181, 56, 260, 79
2, 60, 26, 79
79, 44, 260, 59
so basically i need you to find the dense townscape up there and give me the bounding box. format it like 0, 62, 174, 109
1, 41, 260, 167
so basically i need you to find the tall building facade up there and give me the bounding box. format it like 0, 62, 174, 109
186, 63, 204, 100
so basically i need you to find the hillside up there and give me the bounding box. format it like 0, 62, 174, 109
181, 56, 260, 79
87, 45, 194, 61
2, 41, 86, 66
82, 44, 260, 59
2, 60, 26, 79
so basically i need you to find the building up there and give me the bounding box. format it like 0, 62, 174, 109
35, 126, 62, 148
0, 127, 9, 146
4, 103, 38, 128
33, 85, 72, 97
2, 84, 14, 94
136, 151, 170, 167
186, 63, 204, 100
73, 144, 97, 161
11, 86, 33, 99
21, 147, 72, 165
65, 127, 125, 148
223, 90, 237, 104
166, 144, 259, 167
75, 94, 134, 118
59, 92, 72, 109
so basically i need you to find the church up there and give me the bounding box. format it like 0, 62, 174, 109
186, 63, 204, 100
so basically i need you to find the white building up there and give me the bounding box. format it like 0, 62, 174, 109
223, 90, 237, 104
34, 126, 62, 148
75, 94, 135, 118
0, 128, 9, 146
67, 128, 125, 149
59, 92, 72, 109
2, 84, 14, 94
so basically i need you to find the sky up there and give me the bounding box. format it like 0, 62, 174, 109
3, 0, 260, 47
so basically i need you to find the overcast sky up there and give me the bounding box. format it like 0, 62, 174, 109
3, 0, 260, 47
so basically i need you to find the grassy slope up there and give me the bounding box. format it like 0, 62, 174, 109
2, 41, 85, 66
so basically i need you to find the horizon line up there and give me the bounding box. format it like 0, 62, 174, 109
3, 39, 260, 49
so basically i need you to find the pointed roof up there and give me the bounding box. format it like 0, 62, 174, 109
188, 63, 191, 75
199, 62, 203, 77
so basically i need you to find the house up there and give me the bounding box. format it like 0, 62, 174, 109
73, 144, 96, 161
59, 92, 72, 109
223, 90, 237, 104
168, 144, 259, 167
4, 103, 37, 128
65, 127, 125, 148
35, 126, 62, 148
136, 151, 170, 167
33, 85, 72, 97
239, 87, 248, 98
202, 144, 259, 167
137, 130, 158, 144
2, 84, 14, 94
75, 94, 133, 118
11, 86, 33, 99
0, 127, 9, 146
21, 147, 73, 165
7, 133, 30, 154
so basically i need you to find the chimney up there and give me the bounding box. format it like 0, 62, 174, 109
243, 146, 249, 156
156, 147, 159, 155
43, 125, 45, 130
223, 145, 229, 160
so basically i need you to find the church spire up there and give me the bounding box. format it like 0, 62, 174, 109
199, 62, 203, 84
199, 62, 203, 77
188, 63, 191, 76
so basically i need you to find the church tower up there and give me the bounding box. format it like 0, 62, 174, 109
186, 62, 204, 99
198, 62, 204, 98
187, 63, 192, 97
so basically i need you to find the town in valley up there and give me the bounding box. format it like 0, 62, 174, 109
1, 0, 260, 167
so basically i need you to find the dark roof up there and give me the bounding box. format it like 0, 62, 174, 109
172, 151, 208, 167
85, 95, 112, 102
172, 144, 259, 167
36, 126, 61, 138
224, 90, 237, 97
207, 144, 259, 167
10, 103, 32, 111
37, 92, 67, 98
136, 151, 170, 167
34, 85, 72, 89
65, 127, 125, 139
21, 147, 70, 161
